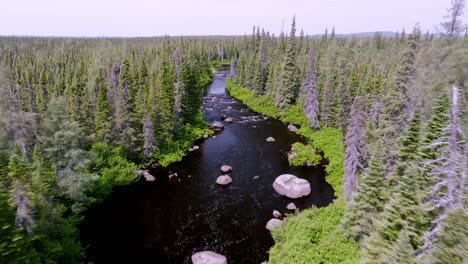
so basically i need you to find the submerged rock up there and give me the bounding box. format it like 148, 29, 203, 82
216, 175, 232, 185
224, 117, 233, 123
191, 251, 227, 264
265, 218, 283, 231
273, 174, 311, 199
220, 114, 227, 120
252, 175, 260, 180
266, 137, 275, 142
168, 173, 178, 181
210, 121, 224, 131
273, 210, 282, 218
287, 124, 298, 132
286, 202, 297, 210
220, 165, 232, 173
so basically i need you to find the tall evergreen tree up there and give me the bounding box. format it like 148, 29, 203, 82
253, 30, 268, 95
343, 96, 363, 201
342, 142, 389, 241
418, 86, 466, 259
302, 51, 320, 129
94, 69, 113, 143
276, 17, 299, 109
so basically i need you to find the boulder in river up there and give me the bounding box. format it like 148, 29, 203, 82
220, 114, 227, 120
286, 202, 297, 210
266, 137, 275, 142
203, 134, 209, 139
191, 251, 227, 264
136, 170, 155, 182
210, 121, 224, 131
273, 210, 282, 218
220, 165, 232, 173
287, 124, 298, 132
273, 174, 311, 199
224, 117, 233, 123
216, 175, 232, 185
265, 218, 283, 231
193, 145, 200, 150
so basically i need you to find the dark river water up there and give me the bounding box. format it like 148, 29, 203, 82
80, 72, 335, 264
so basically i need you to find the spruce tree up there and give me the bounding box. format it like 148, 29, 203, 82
253, 30, 268, 95
385, 229, 418, 264
425, 208, 467, 264
418, 86, 466, 260
342, 142, 389, 241
116, 59, 136, 149
343, 96, 363, 201
276, 17, 299, 109
302, 51, 320, 129
94, 69, 113, 143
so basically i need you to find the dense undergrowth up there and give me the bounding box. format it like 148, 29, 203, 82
226, 79, 359, 263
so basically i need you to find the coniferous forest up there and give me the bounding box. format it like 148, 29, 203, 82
1, 0, 467, 263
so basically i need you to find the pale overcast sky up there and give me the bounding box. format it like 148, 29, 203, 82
1, 0, 467, 37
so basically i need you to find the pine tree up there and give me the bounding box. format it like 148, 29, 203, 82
116, 59, 136, 148
172, 49, 183, 131
342, 142, 389, 241
94, 69, 113, 143
424, 208, 467, 264
302, 51, 320, 129
418, 86, 466, 259
385, 229, 418, 264
7, 153, 34, 234
253, 30, 268, 95
394, 26, 420, 126
343, 96, 363, 201
440, 0, 466, 40
229, 56, 237, 81
108, 63, 120, 135
276, 17, 299, 109
142, 113, 155, 159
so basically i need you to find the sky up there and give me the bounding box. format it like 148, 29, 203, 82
1, 0, 467, 37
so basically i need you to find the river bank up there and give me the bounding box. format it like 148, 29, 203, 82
225, 79, 360, 264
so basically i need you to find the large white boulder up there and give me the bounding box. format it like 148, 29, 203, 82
287, 124, 298, 132
191, 251, 227, 264
273, 174, 311, 199
210, 121, 224, 131
265, 218, 283, 231
216, 175, 232, 185
220, 165, 232, 173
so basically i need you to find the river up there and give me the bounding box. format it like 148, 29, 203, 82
80, 72, 334, 264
